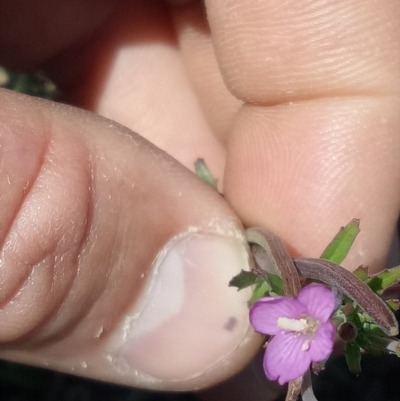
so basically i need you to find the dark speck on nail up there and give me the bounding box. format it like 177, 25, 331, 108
224, 317, 238, 332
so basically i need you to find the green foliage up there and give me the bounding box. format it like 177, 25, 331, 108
366, 265, 400, 294
345, 341, 361, 374
248, 278, 270, 306
232, 220, 363, 310
351, 258, 400, 298
386, 299, 400, 312
0, 66, 58, 99
268, 274, 285, 295
238, 218, 400, 377
229, 269, 258, 290
320, 219, 360, 264
353, 265, 369, 281
194, 158, 218, 190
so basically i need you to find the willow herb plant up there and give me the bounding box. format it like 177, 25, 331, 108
195, 158, 400, 401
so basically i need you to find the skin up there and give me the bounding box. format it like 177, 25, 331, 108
0, 0, 399, 399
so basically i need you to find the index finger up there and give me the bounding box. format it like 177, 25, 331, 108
206, 0, 400, 272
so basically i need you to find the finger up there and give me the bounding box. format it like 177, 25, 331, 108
171, 1, 243, 143
68, 0, 226, 184
0, 0, 227, 185
206, 0, 399, 101
205, 0, 400, 272
0, 89, 261, 390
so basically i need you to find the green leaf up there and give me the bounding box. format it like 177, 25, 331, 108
353, 265, 369, 281
194, 158, 218, 190
345, 341, 361, 374
366, 265, 400, 294
268, 274, 285, 295
355, 334, 372, 351
361, 322, 386, 337
320, 219, 360, 264
229, 270, 258, 290
1, 68, 59, 100
347, 309, 363, 331
357, 309, 395, 337
386, 299, 400, 312
248, 278, 270, 306
366, 277, 383, 293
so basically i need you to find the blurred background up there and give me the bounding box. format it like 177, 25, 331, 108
0, 67, 399, 401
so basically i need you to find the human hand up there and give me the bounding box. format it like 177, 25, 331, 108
0, 0, 399, 399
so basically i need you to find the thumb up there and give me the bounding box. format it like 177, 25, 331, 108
0, 89, 260, 391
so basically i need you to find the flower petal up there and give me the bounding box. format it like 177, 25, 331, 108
250, 297, 307, 335
297, 284, 336, 322
263, 331, 311, 385
308, 322, 335, 362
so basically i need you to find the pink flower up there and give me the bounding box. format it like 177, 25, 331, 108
250, 284, 336, 385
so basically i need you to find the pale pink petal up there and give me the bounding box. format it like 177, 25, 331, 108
250, 297, 307, 335
308, 322, 335, 362
263, 331, 311, 385
297, 284, 335, 322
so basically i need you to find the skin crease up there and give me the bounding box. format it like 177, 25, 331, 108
0, 0, 399, 399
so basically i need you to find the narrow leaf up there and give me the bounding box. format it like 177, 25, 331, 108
365, 276, 383, 294
386, 299, 400, 312
358, 312, 389, 337
361, 322, 386, 337
353, 265, 369, 281
229, 270, 258, 290
347, 310, 363, 331
345, 341, 361, 374
366, 266, 400, 294
194, 158, 218, 190
355, 334, 371, 351
268, 274, 285, 295
320, 219, 360, 264
248, 278, 270, 306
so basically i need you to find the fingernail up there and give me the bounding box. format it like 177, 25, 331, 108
111, 232, 255, 383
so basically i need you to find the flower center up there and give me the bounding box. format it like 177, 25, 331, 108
277, 317, 307, 332
277, 315, 319, 336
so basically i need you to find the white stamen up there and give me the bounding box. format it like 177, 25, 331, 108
301, 341, 310, 351
277, 317, 308, 332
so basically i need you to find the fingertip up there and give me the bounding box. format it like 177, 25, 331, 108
0, 89, 262, 390
224, 98, 400, 271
